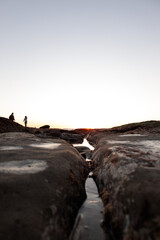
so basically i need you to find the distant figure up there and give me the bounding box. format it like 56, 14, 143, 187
23, 116, 27, 127
9, 113, 15, 121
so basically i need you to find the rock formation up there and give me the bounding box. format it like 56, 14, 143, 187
1, 117, 160, 239
40, 125, 50, 129
35, 129, 84, 144
74, 146, 92, 159
0, 117, 27, 133
0, 117, 86, 144
0, 132, 88, 240
89, 129, 160, 239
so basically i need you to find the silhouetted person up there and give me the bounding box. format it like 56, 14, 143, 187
23, 116, 27, 127
9, 113, 15, 121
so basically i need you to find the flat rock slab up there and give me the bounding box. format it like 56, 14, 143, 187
0, 132, 88, 240
92, 133, 160, 240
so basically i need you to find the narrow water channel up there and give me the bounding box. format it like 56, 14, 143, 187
70, 139, 106, 240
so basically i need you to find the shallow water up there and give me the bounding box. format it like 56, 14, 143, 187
139, 140, 160, 153
74, 138, 94, 150
70, 138, 106, 240
107, 139, 160, 155
119, 134, 146, 137
30, 143, 61, 149
107, 140, 130, 144
70, 174, 105, 240
0, 159, 47, 174
0, 146, 23, 151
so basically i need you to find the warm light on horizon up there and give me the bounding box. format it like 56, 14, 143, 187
0, 1, 160, 128
7, 114, 159, 130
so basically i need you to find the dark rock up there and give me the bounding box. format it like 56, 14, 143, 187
87, 120, 160, 146
0, 117, 36, 134
36, 129, 62, 138
0, 117, 26, 133
35, 129, 84, 144
60, 132, 83, 144
34, 130, 41, 135
74, 146, 92, 159
73, 128, 92, 137
39, 125, 50, 129
0, 132, 88, 240
91, 133, 160, 240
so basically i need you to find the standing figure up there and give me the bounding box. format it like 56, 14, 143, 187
9, 113, 15, 121
23, 116, 27, 127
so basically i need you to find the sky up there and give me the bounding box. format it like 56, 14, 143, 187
0, 0, 160, 129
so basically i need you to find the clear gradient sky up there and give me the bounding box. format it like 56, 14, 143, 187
0, 0, 160, 128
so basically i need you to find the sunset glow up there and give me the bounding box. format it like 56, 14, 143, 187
0, 0, 160, 129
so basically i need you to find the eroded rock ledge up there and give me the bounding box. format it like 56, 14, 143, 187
0, 132, 88, 240
91, 133, 160, 240
1, 117, 160, 239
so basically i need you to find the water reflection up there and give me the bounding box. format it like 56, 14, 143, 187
30, 143, 61, 149
0, 146, 23, 151
74, 138, 94, 150
0, 159, 47, 174
70, 176, 105, 240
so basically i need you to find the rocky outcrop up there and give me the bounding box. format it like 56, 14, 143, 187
60, 132, 83, 144
87, 120, 160, 146
35, 129, 84, 144
0, 132, 88, 240
0, 117, 85, 144
1, 117, 160, 239
40, 125, 50, 129
91, 133, 160, 240
0, 117, 27, 133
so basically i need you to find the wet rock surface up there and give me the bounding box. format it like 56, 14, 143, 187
1, 117, 160, 239
87, 120, 160, 146
74, 146, 92, 159
70, 175, 106, 240
0, 132, 88, 240
91, 133, 160, 240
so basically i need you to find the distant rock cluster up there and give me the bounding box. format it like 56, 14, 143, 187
0, 117, 85, 144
